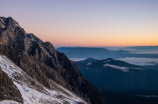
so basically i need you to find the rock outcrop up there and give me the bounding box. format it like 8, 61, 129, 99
0, 67, 22, 102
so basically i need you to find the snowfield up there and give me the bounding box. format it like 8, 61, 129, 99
0, 100, 20, 104
87, 62, 92, 66
0, 55, 86, 104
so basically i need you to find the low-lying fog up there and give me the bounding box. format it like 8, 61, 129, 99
68, 46, 158, 66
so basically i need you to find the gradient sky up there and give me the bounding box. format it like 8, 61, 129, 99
0, 0, 158, 47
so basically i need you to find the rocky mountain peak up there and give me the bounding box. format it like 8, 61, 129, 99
0, 17, 105, 104
0, 17, 21, 30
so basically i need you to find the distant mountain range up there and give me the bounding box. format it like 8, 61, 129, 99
57, 47, 158, 59
74, 58, 158, 104
57, 47, 129, 59
74, 58, 158, 92
124, 46, 158, 51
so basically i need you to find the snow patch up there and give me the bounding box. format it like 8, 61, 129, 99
0, 56, 22, 78
87, 62, 92, 65
103, 64, 129, 72
0, 18, 5, 24
1, 24, 5, 28
0, 100, 19, 104
13, 82, 61, 104
69, 58, 86, 62
134, 68, 145, 70
104, 60, 111, 63
0, 21, 5, 28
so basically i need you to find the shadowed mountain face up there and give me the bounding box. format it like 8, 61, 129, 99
0, 17, 105, 104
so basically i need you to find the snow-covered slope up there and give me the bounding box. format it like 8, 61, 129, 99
0, 55, 86, 104
0, 100, 19, 104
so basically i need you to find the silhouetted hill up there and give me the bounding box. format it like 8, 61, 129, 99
57, 47, 129, 59
57, 47, 158, 59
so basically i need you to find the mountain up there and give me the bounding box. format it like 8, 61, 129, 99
143, 64, 158, 70
56, 47, 129, 59
0, 16, 105, 104
74, 58, 158, 104
125, 46, 158, 51
74, 58, 158, 92
57, 47, 158, 59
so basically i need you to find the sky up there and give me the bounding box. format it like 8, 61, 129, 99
0, 0, 158, 47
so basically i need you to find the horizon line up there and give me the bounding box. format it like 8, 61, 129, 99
54, 45, 158, 48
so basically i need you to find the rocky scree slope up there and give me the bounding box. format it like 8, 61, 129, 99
0, 16, 105, 104
0, 67, 22, 103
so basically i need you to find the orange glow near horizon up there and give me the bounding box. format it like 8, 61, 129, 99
2, 1, 157, 47
20, 14, 158, 47
26, 28, 158, 47
22, 22, 158, 47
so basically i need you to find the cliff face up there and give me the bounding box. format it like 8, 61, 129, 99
0, 67, 22, 102
0, 17, 105, 104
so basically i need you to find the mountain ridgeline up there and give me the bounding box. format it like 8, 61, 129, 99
57, 47, 129, 59
75, 58, 158, 92
56, 47, 158, 59
74, 58, 158, 104
0, 17, 105, 104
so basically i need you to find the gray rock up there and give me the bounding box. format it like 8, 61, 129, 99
0, 67, 23, 103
